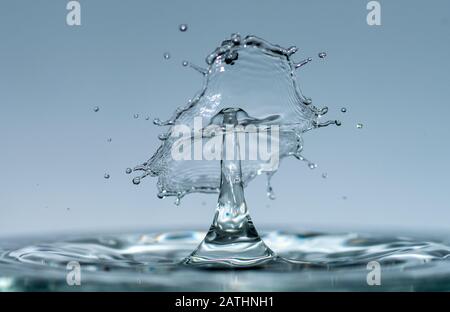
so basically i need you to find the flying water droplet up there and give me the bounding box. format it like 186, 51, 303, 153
318, 52, 327, 59
126, 168, 132, 174
295, 58, 312, 69
145, 116, 150, 121
132, 177, 141, 185
174, 197, 181, 206
341, 107, 347, 113
308, 163, 317, 170
356, 123, 363, 129
179, 24, 188, 32
267, 186, 276, 200
182, 60, 189, 67
93, 106, 100, 112
104, 173, 110, 179
107, 138, 112, 143
266, 173, 276, 200
134, 114, 139, 119
163, 52, 171, 60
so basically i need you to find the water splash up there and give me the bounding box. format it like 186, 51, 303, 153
134, 34, 339, 200
131, 35, 343, 267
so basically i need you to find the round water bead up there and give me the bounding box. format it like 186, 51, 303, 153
318, 52, 327, 58
93, 106, 100, 112
341, 107, 347, 113
132, 177, 141, 185
179, 24, 188, 32
126, 168, 132, 174
104, 173, 110, 179
163, 52, 171, 60
356, 123, 363, 129
182, 60, 189, 67
134, 114, 139, 119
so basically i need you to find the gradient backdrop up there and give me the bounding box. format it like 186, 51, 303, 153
1, 0, 449, 237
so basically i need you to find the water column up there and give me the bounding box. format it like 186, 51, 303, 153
185, 108, 276, 267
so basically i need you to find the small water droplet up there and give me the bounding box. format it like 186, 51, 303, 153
132, 177, 141, 185
303, 98, 312, 105
322, 173, 328, 179
104, 173, 110, 179
145, 116, 150, 121
356, 123, 363, 129
231, 33, 241, 45
179, 24, 188, 32
134, 114, 139, 119
182, 60, 189, 67
341, 107, 347, 113
93, 106, 99, 112
308, 163, 317, 170
174, 197, 180, 206
163, 52, 171, 60
126, 168, 132, 174
318, 52, 327, 59
107, 138, 112, 143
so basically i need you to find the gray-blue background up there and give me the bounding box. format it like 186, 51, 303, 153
1, 0, 449, 237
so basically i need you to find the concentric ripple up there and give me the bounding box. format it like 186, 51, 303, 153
1, 231, 450, 291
